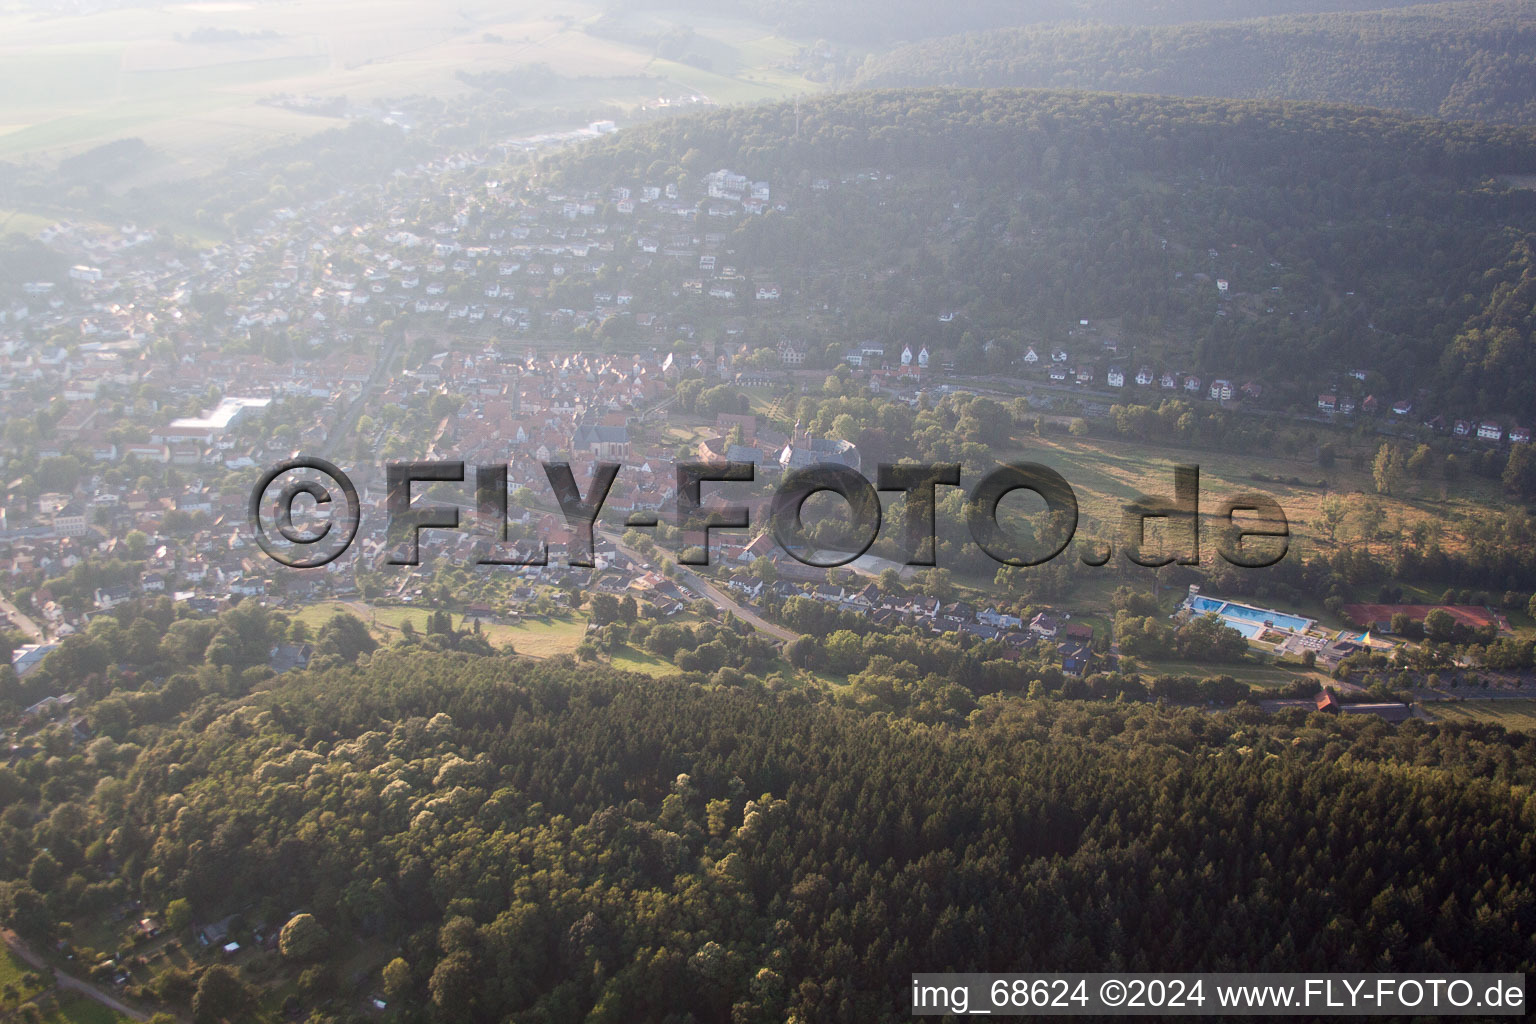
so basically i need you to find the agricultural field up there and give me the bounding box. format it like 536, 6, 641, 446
0, 0, 820, 183
1424, 699, 1536, 733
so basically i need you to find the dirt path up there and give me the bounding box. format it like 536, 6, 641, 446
1, 928, 151, 1021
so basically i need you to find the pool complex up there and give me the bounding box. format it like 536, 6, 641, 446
1189, 595, 1314, 635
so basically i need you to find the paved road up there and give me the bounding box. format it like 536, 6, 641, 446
599, 530, 796, 643
676, 566, 797, 643
0, 591, 44, 642
1, 928, 150, 1022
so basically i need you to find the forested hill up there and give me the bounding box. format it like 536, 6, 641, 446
551, 89, 1536, 420
556, 87, 1536, 184
7, 653, 1529, 1021
851, 1, 1536, 125
603, 0, 1452, 44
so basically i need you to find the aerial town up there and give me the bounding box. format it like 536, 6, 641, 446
3, 138, 1533, 734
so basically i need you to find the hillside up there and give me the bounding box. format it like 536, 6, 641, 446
550, 88, 1536, 422
2, 651, 1532, 1021
603, 0, 1458, 44
851, 1, 1536, 124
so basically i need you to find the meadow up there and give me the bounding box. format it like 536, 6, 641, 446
1424, 699, 1536, 732
293, 600, 589, 657
995, 429, 1500, 560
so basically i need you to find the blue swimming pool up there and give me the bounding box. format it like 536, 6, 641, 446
1190, 595, 1313, 634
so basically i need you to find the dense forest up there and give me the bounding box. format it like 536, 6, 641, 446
852, 1, 1536, 124
547, 88, 1536, 420
1, 651, 1531, 1021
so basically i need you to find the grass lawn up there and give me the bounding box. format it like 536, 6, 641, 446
608, 646, 682, 677
487, 615, 590, 657
0, 945, 42, 996
44, 994, 135, 1024
294, 601, 589, 658
743, 386, 793, 424
1132, 656, 1324, 690
1424, 699, 1536, 732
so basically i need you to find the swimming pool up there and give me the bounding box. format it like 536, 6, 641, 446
1189, 595, 1313, 634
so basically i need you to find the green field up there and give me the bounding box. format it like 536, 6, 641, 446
295, 600, 589, 657
1424, 699, 1536, 732
1132, 656, 1329, 690
989, 430, 1502, 568
0, 945, 40, 996
0, 207, 59, 238
608, 646, 682, 677
43, 996, 134, 1024
0, 947, 131, 1024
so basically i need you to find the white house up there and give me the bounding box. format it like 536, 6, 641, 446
978, 607, 1022, 629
